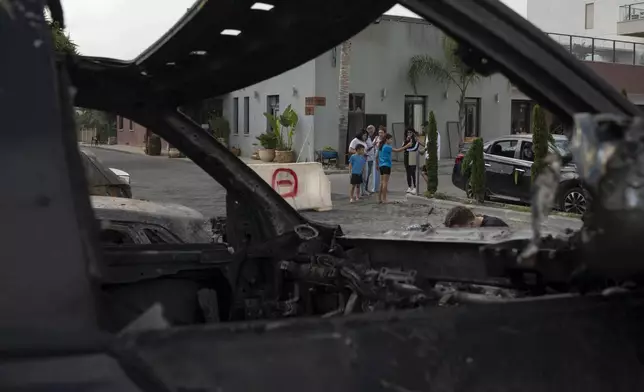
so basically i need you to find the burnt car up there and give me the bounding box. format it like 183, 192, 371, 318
80, 148, 132, 198
452, 134, 587, 213
92, 196, 213, 245
3, 0, 644, 391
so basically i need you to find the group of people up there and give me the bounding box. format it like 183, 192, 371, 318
347, 124, 439, 203
347, 125, 398, 204
346, 125, 508, 228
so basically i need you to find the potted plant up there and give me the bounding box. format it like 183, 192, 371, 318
264, 104, 298, 163
256, 132, 278, 162
230, 145, 241, 156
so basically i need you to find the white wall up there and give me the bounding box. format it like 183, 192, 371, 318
223, 62, 316, 161
314, 18, 511, 158
527, 0, 644, 42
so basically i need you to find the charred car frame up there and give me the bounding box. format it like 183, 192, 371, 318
3, 0, 644, 390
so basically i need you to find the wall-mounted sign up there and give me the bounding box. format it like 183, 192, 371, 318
305, 97, 326, 106
305, 106, 315, 115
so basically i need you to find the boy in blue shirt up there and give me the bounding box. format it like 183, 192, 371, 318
348, 144, 366, 202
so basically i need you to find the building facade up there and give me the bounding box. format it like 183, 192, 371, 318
115, 116, 170, 151
525, 0, 644, 98
222, 16, 512, 161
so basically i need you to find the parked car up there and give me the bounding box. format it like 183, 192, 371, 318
452, 134, 586, 214
80, 148, 132, 198
92, 196, 213, 245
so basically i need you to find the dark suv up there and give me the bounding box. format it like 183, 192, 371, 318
451, 134, 586, 214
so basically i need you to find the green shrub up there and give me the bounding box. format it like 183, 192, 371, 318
208, 116, 230, 145
531, 104, 549, 182
256, 132, 278, 149
462, 138, 485, 202
425, 111, 439, 194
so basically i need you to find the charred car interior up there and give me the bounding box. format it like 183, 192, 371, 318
3, 0, 644, 390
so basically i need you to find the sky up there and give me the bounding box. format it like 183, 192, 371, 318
62, 0, 528, 60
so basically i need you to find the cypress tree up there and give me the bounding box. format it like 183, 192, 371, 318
426, 111, 439, 194
463, 138, 485, 202
531, 104, 548, 182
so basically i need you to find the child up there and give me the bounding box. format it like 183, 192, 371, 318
348, 144, 366, 202
376, 134, 406, 204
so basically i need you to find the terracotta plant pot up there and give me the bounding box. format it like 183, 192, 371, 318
230, 147, 241, 156
274, 150, 295, 163
258, 148, 275, 162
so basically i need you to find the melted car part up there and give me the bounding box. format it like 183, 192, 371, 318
571, 114, 644, 279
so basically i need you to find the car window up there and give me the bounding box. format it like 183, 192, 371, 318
488, 140, 518, 159
520, 141, 535, 162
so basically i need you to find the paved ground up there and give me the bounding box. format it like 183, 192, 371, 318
88, 147, 579, 235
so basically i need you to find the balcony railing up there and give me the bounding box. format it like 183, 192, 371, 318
548, 32, 644, 66
619, 2, 644, 22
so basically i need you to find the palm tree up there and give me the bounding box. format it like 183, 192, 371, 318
337, 40, 352, 167
48, 20, 78, 55
407, 35, 479, 140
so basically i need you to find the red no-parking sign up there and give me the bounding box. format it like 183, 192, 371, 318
271, 168, 299, 198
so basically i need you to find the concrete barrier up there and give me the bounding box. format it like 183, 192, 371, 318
248, 162, 333, 211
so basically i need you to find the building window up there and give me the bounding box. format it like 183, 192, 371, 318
404, 95, 427, 132
243, 97, 250, 135
463, 97, 481, 138
511, 100, 533, 134
118, 116, 123, 130
233, 98, 239, 134
267, 95, 280, 131
129, 119, 133, 131
349, 93, 365, 112
585, 3, 594, 30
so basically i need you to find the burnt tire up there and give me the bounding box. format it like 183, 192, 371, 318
560, 187, 587, 215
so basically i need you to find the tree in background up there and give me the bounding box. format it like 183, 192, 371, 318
49, 20, 78, 55
407, 35, 480, 140
461, 138, 485, 202
425, 111, 439, 194
75, 109, 116, 141
531, 104, 549, 182
337, 40, 351, 167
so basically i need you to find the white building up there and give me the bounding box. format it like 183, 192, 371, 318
527, 0, 644, 42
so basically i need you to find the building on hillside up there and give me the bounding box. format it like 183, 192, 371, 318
222, 15, 512, 161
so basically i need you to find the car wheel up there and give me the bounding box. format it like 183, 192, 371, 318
561, 187, 587, 214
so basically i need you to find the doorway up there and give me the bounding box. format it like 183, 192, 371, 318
404, 95, 427, 132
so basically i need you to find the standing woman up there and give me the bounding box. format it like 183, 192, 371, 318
370, 125, 387, 194
377, 134, 406, 204
402, 128, 420, 194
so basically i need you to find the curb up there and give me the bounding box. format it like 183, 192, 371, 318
324, 169, 350, 175
404, 194, 582, 225
80, 143, 145, 156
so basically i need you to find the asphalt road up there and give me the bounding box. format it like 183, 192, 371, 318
89, 148, 578, 234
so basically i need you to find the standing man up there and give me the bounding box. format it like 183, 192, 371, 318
364, 125, 377, 194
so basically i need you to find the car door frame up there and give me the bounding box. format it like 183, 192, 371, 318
483, 138, 523, 200
512, 140, 535, 201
